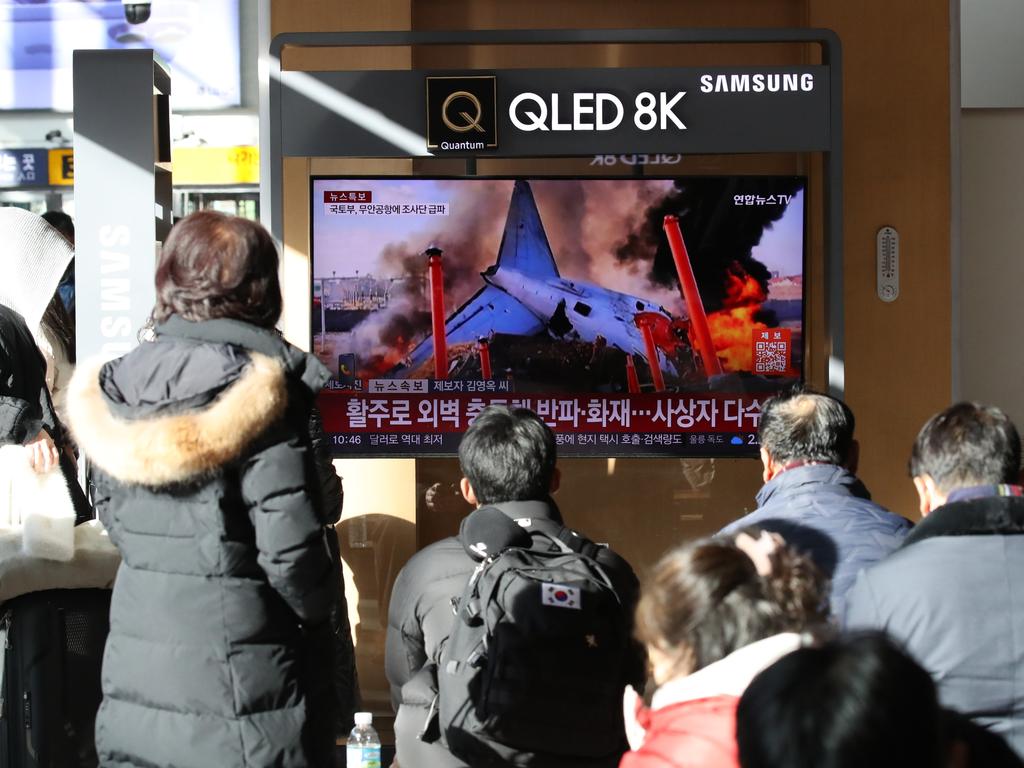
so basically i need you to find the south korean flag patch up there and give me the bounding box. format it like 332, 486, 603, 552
541, 583, 581, 610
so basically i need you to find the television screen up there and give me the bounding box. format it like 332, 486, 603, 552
0, 0, 240, 111
312, 176, 806, 457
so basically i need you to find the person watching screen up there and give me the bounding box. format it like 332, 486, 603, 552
620, 530, 827, 768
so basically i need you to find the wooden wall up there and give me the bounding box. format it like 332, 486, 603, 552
271, 0, 953, 518
270, 0, 953, 733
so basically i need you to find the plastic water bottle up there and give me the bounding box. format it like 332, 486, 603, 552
347, 711, 381, 768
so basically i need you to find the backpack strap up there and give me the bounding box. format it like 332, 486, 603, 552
525, 517, 603, 559
519, 518, 620, 601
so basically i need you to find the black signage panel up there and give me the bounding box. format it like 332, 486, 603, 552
281, 66, 830, 158
425, 75, 498, 150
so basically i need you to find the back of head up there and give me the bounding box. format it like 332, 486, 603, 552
41, 210, 75, 245
737, 632, 944, 768
634, 534, 826, 677
758, 388, 855, 466
458, 405, 556, 505
909, 402, 1021, 493
153, 210, 282, 329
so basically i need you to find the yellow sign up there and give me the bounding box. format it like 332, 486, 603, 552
48, 148, 74, 186
45, 146, 259, 187
171, 146, 259, 186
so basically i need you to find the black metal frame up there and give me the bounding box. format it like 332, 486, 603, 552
263, 27, 843, 396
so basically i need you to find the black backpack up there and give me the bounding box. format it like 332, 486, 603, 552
435, 506, 630, 767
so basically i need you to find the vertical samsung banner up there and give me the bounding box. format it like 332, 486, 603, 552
73, 50, 171, 362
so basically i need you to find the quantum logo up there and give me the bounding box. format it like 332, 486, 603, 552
426, 75, 497, 151
441, 91, 484, 134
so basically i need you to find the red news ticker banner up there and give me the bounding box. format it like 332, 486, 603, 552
319, 392, 766, 435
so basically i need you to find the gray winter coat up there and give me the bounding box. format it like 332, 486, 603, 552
67, 316, 337, 768
846, 494, 1024, 757
719, 463, 911, 618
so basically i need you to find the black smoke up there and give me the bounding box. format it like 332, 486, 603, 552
614, 177, 804, 313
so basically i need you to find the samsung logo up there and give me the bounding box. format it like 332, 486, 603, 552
700, 73, 815, 94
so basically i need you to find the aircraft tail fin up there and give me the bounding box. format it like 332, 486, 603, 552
493, 180, 560, 278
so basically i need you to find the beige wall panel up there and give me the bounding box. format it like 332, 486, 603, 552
272, 0, 411, 36
808, 0, 952, 518
410, 42, 808, 70
411, 1, 803, 32
282, 46, 412, 72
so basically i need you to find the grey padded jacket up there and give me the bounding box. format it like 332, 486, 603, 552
68, 316, 337, 768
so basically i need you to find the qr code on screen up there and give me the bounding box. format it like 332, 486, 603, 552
754, 342, 789, 374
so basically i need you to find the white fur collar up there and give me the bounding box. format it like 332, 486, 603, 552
67, 352, 287, 487
651, 633, 806, 709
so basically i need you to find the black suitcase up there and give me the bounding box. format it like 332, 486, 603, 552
0, 589, 111, 768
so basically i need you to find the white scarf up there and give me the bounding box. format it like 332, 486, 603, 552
651, 632, 807, 709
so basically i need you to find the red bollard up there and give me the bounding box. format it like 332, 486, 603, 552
663, 215, 724, 377
625, 354, 641, 394
634, 313, 666, 392
425, 247, 448, 379
478, 337, 492, 380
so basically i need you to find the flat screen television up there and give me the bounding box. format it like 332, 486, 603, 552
311, 176, 806, 457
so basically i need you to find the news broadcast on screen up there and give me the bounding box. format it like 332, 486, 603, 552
312, 176, 806, 456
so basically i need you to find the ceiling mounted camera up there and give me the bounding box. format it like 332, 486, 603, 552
122, 0, 152, 25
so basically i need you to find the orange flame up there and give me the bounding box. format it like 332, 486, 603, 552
706, 263, 769, 373
359, 335, 412, 378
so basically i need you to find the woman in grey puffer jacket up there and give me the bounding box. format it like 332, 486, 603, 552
68, 211, 338, 767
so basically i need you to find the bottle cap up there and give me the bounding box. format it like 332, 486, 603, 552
354, 712, 373, 726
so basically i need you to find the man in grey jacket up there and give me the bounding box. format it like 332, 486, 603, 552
719, 389, 911, 618
846, 402, 1024, 756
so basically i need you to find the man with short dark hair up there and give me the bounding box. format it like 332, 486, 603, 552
846, 402, 1024, 755
385, 405, 641, 768
719, 389, 911, 617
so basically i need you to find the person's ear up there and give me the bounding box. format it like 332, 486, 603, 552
845, 439, 860, 474
549, 466, 561, 495
460, 477, 479, 507
913, 474, 944, 517
760, 446, 775, 483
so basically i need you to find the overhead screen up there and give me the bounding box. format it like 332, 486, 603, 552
0, 0, 240, 111
312, 176, 806, 457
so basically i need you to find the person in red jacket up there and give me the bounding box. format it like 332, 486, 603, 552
620, 531, 828, 768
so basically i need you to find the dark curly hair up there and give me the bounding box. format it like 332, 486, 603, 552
153, 210, 282, 328
635, 531, 827, 676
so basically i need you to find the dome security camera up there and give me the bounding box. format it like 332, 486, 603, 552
122, 0, 152, 25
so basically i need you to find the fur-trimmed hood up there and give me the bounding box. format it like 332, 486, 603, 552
66, 317, 331, 488
68, 350, 287, 487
